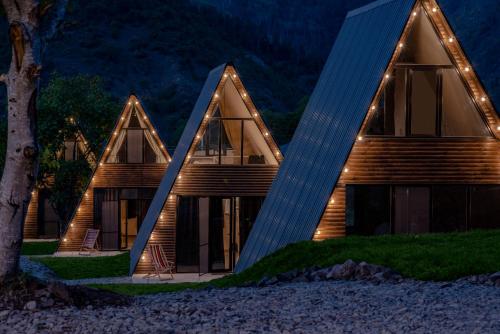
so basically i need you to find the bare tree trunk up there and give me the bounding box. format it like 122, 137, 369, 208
0, 0, 41, 280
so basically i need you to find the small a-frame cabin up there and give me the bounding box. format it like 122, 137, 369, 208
24, 131, 96, 239
58, 95, 171, 252
236, 0, 500, 272
130, 64, 282, 275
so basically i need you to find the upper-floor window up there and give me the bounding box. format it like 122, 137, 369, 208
366, 9, 490, 138
107, 107, 167, 164
190, 79, 278, 165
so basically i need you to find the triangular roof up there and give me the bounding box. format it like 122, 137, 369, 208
235, 0, 500, 273
59, 95, 170, 246
129, 63, 282, 273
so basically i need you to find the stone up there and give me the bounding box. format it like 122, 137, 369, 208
326, 264, 344, 280
24, 301, 37, 311
489, 272, 500, 281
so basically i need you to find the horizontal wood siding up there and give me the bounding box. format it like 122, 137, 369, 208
173, 165, 280, 196
315, 138, 500, 240
58, 163, 167, 251
135, 195, 176, 274
134, 165, 279, 274
23, 190, 39, 239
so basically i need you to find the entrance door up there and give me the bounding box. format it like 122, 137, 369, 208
209, 197, 236, 272
393, 186, 430, 234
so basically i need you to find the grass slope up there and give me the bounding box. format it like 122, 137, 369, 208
94, 230, 500, 295
21, 241, 59, 256
34, 252, 130, 280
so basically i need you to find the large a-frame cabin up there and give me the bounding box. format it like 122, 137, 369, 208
236, 0, 500, 272
130, 64, 282, 275
24, 130, 96, 239
58, 95, 171, 252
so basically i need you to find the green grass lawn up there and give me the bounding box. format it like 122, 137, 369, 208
92, 230, 500, 295
34, 252, 130, 279
21, 241, 59, 256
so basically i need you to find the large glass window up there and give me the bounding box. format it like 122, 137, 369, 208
191, 115, 277, 165
94, 187, 155, 250
107, 108, 166, 164
346, 185, 500, 236
366, 9, 489, 138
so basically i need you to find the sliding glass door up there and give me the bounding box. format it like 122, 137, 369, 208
176, 196, 263, 273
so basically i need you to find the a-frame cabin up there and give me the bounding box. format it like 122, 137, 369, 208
58, 95, 171, 252
236, 0, 500, 272
24, 130, 96, 240
130, 64, 282, 275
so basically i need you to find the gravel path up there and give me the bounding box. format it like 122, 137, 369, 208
2, 280, 500, 333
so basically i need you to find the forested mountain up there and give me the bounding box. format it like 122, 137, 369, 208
1, 0, 498, 147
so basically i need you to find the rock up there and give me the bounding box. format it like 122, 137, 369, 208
341, 259, 358, 278
326, 264, 344, 280
48, 281, 72, 304
277, 269, 300, 282
24, 301, 37, 311
489, 272, 500, 281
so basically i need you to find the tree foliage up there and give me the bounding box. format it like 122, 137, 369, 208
36, 74, 118, 223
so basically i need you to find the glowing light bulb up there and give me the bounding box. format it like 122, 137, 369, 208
357, 136, 363, 141
223, 73, 228, 78
399, 43, 404, 48
316, 230, 321, 235
448, 37, 454, 43
160, 215, 164, 219
344, 168, 349, 173
464, 66, 470, 72
432, 7, 437, 13
264, 132, 269, 137
371, 106, 376, 111
106, 147, 110, 151
121, 116, 125, 121
242, 92, 247, 97
128, 102, 132, 105
114, 132, 118, 136
497, 126, 500, 131
196, 134, 201, 139
385, 74, 390, 79
70, 223, 74, 227
63, 238, 67, 242
143, 116, 147, 120
214, 93, 219, 99
99, 162, 103, 166
232, 74, 237, 79
135, 101, 139, 105
412, 11, 417, 17
141, 255, 145, 260
178, 175, 182, 179
152, 130, 156, 134
169, 195, 173, 200
481, 96, 486, 102
253, 113, 258, 117
168, 158, 172, 162
276, 151, 280, 155
330, 199, 335, 204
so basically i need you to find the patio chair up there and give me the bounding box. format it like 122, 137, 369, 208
78, 228, 100, 255
145, 244, 174, 280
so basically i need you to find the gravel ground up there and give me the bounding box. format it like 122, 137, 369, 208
1, 280, 500, 333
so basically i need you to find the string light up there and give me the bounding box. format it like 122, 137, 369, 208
464, 66, 470, 72
31, 191, 35, 195
121, 116, 125, 120
223, 73, 228, 78
128, 102, 132, 106
330, 198, 335, 204
497, 126, 500, 131
205, 114, 210, 119
385, 74, 390, 79
99, 162, 103, 166
152, 130, 156, 134
253, 112, 258, 117
160, 214, 164, 219
169, 195, 173, 200
344, 168, 349, 173
276, 151, 280, 156
63, 238, 67, 242
168, 157, 172, 162
214, 93, 219, 99
135, 101, 139, 105
143, 116, 147, 120
70, 223, 74, 227
357, 136, 363, 141
232, 74, 237, 79
141, 255, 145, 260
481, 96, 487, 102
412, 11, 417, 17
242, 92, 247, 97
114, 132, 118, 136
316, 230, 321, 235
371, 106, 376, 111
398, 43, 404, 48
178, 175, 182, 180
106, 147, 110, 151
264, 132, 269, 137
432, 7, 437, 13
196, 134, 201, 139
448, 37, 454, 43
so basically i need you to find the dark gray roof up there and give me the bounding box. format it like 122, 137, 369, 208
129, 64, 226, 274
235, 0, 416, 273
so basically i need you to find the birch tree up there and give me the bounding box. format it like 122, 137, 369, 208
0, 0, 43, 280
